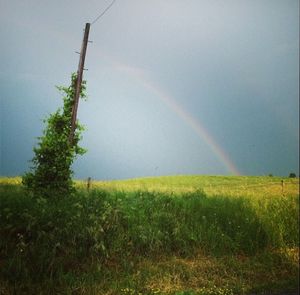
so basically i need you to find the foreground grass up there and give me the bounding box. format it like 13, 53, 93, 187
0, 176, 299, 294
1, 249, 297, 294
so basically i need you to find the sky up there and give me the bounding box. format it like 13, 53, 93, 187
0, 0, 299, 179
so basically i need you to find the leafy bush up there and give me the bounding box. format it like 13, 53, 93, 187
22, 74, 86, 198
289, 172, 296, 178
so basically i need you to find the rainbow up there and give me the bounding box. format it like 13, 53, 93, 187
141, 79, 241, 175
95, 53, 241, 175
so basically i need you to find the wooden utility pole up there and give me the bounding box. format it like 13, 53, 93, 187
69, 23, 91, 144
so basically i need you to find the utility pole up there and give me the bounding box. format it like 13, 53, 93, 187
69, 23, 91, 144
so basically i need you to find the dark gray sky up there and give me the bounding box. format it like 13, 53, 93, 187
0, 0, 299, 179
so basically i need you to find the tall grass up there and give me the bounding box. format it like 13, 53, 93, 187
1, 183, 298, 291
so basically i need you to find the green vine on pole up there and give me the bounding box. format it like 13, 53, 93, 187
22, 73, 87, 197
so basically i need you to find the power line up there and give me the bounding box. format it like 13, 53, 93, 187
90, 0, 117, 25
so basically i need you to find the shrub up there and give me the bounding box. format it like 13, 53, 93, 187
22, 74, 86, 198
289, 173, 296, 178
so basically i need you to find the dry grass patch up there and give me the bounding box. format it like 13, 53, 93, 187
127, 248, 299, 294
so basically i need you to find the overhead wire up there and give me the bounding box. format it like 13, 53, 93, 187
90, 0, 117, 25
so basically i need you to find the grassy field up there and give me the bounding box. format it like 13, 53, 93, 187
0, 175, 299, 294
76, 175, 299, 197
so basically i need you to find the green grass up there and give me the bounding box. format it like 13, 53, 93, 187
76, 174, 299, 197
0, 175, 299, 294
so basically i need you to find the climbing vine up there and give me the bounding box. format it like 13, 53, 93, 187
22, 73, 87, 197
